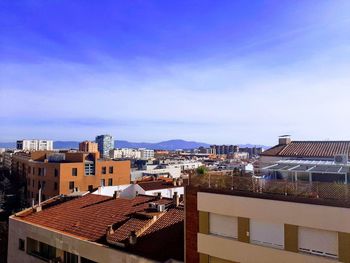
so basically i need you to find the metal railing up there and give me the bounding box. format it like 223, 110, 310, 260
190, 172, 350, 205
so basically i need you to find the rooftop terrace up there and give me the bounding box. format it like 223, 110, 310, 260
189, 172, 350, 208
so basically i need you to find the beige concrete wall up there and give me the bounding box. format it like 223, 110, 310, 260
198, 233, 337, 263
8, 217, 157, 263
198, 192, 350, 233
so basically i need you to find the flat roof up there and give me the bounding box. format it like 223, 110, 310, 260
262, 159, 350, 174
189, 173, 350, 208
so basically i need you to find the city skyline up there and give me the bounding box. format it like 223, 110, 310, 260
1, 1, 350, 145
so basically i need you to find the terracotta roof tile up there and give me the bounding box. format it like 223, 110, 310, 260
261, 141, 350, 158
138, 180, 182, 191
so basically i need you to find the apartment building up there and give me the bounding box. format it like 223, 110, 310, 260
95, 134, 114, 158
79, 140, 98, 153
210, 145, 239, 155
8, 193, 184, 263
110, 148, 142, 159
2, 150, 19, 170
186, 174, 350, 263
16, 139, 53, 151
140, 148, 155, 160
12, 151, 130, 203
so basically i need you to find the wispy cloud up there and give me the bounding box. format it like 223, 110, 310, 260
1, 1, 350, 144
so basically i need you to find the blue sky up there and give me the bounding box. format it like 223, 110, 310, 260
1, 0, 350, 145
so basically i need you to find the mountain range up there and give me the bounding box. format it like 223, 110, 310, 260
0, 140, 269, 151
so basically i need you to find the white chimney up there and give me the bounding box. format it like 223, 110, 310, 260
279, 135, 291, 145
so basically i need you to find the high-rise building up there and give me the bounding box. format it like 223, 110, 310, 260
79, 141, 98, 153
95, 135, 114, 158
16, 139, 53, 151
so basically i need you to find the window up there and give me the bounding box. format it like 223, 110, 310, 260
32, 180, 35, 187
38, 168, 41, 176
19, 238, 25, 251
102, 166, 106, 174
27, 238, 56, 260
27, 166, 31, 174
54, 168, 58, 177
41, 181, 46, 190
64, 251, 78, 263
84, 162, 95, 176
54, 182, 58, 190
101, 179, 105, 187
209, 213, 237, 239
32, 167, 35, 175
72, 168, 78, 176
109, 166, 113, 174
27, 178, 30, 186
108, 178, 113, 186
299, 227, 338, 258
69, 181, 74, 190
250, 219, 284, 249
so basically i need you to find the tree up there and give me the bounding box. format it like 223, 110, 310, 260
196, 166, 208, 175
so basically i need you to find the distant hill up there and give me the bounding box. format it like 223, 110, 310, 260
115, 139, 210, 150
0, 142, 15, 149
0, 140, 269, 150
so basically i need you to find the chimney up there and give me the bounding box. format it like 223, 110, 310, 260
129, 231, 137, 245
106, 225, 114, 235
173, 192, 180, 206
157, 192, 162, 200
135, 191, 139, 196
279, 135, 291, 145
113, 190, 121, 199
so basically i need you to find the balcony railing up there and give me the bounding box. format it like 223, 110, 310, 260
190, 172, 350, 206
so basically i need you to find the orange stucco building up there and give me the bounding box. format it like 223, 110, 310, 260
12, 151, 130, 203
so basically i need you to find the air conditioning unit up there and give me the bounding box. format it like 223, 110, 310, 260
156, 204, 165, 212
334, 154, 348, 164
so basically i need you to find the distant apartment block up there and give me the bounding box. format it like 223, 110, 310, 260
2, 150, 19, 170
11, 151, 130, 204
16, 139, 53, 151
8, 193, 184, 263
109, 148, 141, 159
139, 148, 155, 160
186, 174, 350, 263
95, 134, 114, 158
210, 145, 239, 155
79, 140, 98, 153
239, 146, 263, 157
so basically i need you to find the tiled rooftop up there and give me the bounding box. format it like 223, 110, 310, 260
16, 194, 184, 261
261, 141, 350, 158
138, 178, 184, 191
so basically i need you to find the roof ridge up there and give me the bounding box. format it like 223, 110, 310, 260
291, 140, 350, 143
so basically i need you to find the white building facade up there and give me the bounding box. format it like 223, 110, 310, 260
16, 140, 53, 151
